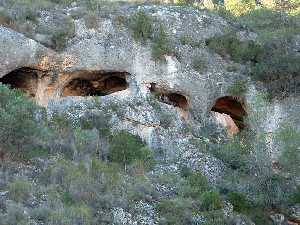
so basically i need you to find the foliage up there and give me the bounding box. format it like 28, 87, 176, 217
227, 80, 247, 96
192, 58, 207, 74
200, 190, 223, 211
239, 9, 300, 42
108, 131, 155, 170
290, 186, 300, 204
251, 50, 300, 80
228, 192, 251, 213
180, 168, 210, 197
176, 0, 196, 6
51, 32, 68, 51
0, 9, 13, 26
215, 122, 300, 222
0, 203, 28, 225
156, 198, 194, 225
151, 24, 172, 60
0, 84, 48, 160
129, 11, 153, 43
213, 134, 251, 171
224, 0, 256, 16
206, 33, 263, 63
207, 28, 300, 98
180, 35, 202, 48
275, 124, 300, 176
8, 179, 32, 203
155, 171, 225, 225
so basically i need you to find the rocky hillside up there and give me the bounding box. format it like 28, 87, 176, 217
0, 1, 299, 225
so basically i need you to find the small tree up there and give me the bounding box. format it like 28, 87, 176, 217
275, 124, 300, 176
0, 84, 46, 159
108, 131, 155, 170
129, 11, 153, 43
152, 24, 171, 60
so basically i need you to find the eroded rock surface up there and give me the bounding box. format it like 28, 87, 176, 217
0, 4, 299, 182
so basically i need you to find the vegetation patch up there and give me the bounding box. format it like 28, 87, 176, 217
227, 80, 247, 96
151, 24, 172, 60
108, 130, 155, 171
206, 33, 263, 63
129, 11, 153, 43
192, 58, 207, 74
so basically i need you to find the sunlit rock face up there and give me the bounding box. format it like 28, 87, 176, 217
212, 111, 239, 136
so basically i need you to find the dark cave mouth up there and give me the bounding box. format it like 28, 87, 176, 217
211, 96, 247, 130
61, 72, 129, 97
0, 67, 40, 98
149, 83, 189, 110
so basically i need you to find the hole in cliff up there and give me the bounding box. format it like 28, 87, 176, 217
0, 67, 39, 98
149, 83, 189, 110
61, 71, 129, 97
211, 96, 246, 132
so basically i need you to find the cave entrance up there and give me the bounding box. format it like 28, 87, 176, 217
61, 71, 129, 97
211, 96, 246, 133
159, 93, 189, 110
149, 83, 189, 110
0, 67, 39, 98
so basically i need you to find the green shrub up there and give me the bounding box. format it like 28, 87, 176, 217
180, 35, 190, 45
3, 203, 28, 225
90, 158, 120, 185
30, 206, 51, 222
152, 24, 172, 60
238, 9, 300, 42
206, 33, 263, 63
8, 179, 32, 202
192, 58, 207, 74
252, 173, 289, 209
51, 31, 70, 51
201, 210, 227, 225
176, 0, 196, 6
276, 124, 300, 176
250, 208, 273, 225
182, 170, 209, 196
250, 52, 300, 98
227, 80, 247, 96
0, 10, 13, 26
180, 35, 202, 48
125, 175, 157, 202
251, 52, 300, 81
224, 0, 256, 16
228, 192, 250, 213
0, 84, 47, 159
289, 186, 300, 204
49, 0, 74, 5
49, 204, 92, 225
156, 198, 194, 225
200, 190, 223, 211
129, 11, 153, 43
207, 10, 300, 98
84, 0, 100, 11
108, 131, 155, 170
84, 12, 98, 29
213, 135, 250, 171
69, 204, 92, 225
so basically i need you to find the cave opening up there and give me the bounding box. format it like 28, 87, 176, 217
149, 83, 189, 110
61, 71, 129, 97
0, 67, 39, 98
211, 96, 246, 133
160, 93, 189, 110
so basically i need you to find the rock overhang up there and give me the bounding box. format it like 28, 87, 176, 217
0, 6, 243, 129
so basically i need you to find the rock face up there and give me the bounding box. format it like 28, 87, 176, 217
212, 111, 239, 136
0, 5, 299, 181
